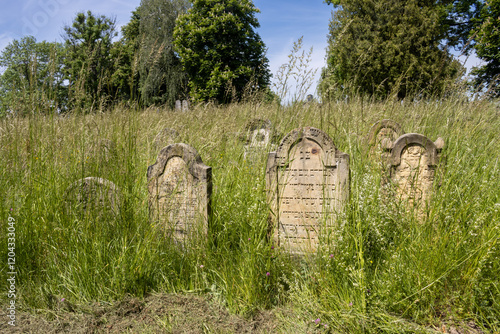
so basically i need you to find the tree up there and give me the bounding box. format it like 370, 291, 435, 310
320, 0, 463, 100
0, 36, 66, 115
470, 0, 500, 96
173, 0, 271, 103
109, 9, 141, 102
137, 0, 190, 107
62, 11, 117, 110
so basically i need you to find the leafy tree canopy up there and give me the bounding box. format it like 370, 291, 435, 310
320, 0, 463, 100
0, 36, 66, 114
470, 0, 500, 96
62, 11, 117, 109
173, 0, 271, 103
137, 0, 190, 107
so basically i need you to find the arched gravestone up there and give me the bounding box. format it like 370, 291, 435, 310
242, 119, 273, 160
266, 127, 350, 254
147, 143, 212, 241
153, 128, 179, 150
65, 177, 120, 215
367, 119, 404, 161
389, 133, 444, 210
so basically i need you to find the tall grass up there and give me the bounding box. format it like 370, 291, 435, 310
0, 94, 499, 332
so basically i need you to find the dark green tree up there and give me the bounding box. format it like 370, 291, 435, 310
470, 0, 500, 96
137, 0, 190, 107
62, 11, 117, 110
320, 0, 463, 100
109, 9, 141, 102
173, 0, 271, 103
0, 36, 66, 115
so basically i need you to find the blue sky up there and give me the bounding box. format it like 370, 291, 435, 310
0, 0, 480, 98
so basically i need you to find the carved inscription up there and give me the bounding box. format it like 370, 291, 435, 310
267, 127, 349, 254
390, 133, 443, 216
148, 144, 211, 241
392, 145, 435, 205
278, 139, 336, 250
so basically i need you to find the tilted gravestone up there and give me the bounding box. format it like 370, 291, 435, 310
241, 119, 273, 161
389, 133, 444, 212
367, 119, 404, 161
147, 143, 211, 241
266, 127, 350, 254
153, 128, 179, 151
65, 177, 120, 215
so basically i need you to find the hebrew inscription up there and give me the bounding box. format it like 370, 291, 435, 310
147, 143, 211, 241
266, 127, 349, 253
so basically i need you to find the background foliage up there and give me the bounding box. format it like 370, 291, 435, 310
173, 0, 271, 103
62, 11, 118, 111
137, 0, 191, 107
319, 0, 463, 100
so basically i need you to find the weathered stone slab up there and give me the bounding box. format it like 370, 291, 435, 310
153, 128, 179, 150
367, 119, 404, 161
175, 100, 189, 112
389, 133, 444, 212
65, 177, 120, 215
182, 100, 189, 112
241, 119, 273, 161
266, 127, 349, 254
147, 143, 211, 241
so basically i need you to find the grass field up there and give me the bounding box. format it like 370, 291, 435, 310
0, 96, 499, 333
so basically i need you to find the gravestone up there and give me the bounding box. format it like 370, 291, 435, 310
153, 128, 179, 150
182, 100, 189, 112
367, 119, 404, 161
241, 119, 273, 161
389, 133, 444, 212
147, 143, 212, 241
65, 177, 120, 215
175, 100, 182, 111
266, 127, 350, 254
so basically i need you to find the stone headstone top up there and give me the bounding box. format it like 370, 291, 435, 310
182, 100, 189, 112
367, 119, 404, 156
240, 119, 274, 161
390, 133, 442, 167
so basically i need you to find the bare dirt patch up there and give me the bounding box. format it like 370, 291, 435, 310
0, 293, 279, 333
